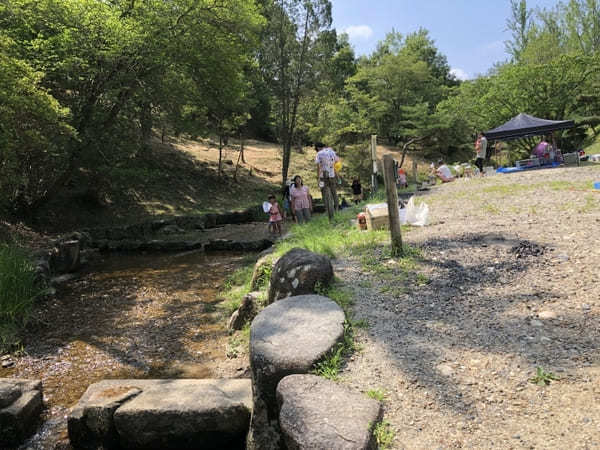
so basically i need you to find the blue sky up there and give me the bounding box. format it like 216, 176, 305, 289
331, 0, 559, 79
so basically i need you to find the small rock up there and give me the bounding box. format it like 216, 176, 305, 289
530, 319, 544, 327
538, 310, 557, 320
436, 363, 454, 377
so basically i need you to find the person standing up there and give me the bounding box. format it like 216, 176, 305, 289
267, 194, 282, 236
289, 175, 312, 224
315, 142, 340, 211
475, 132, 487, 176
351, 177, 363, 204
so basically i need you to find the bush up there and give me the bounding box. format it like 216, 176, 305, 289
0, 244, 40, 351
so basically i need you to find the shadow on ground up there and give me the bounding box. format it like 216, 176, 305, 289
351, 232, 599, 417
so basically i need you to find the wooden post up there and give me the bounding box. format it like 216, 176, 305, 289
383, 154, 403, 257
412, 160, 418, 186
371, 135, 378, 193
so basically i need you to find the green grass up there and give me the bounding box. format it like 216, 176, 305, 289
366, 388, 387, 402
0, 244, 42, 353
218, 265, 254, 315
529, 367, 560, 386
373, 420, 395, 449
273, 203, 390, 259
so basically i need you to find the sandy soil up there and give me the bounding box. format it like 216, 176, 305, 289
337, 165, 600, 449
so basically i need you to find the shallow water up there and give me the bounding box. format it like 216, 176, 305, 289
2, 249, 251, 449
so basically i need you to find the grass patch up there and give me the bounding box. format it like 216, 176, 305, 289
274, 204, 389, 259
226, 323, 251, 359
529, 367, 560, 386
315, 281, 353, 313
373, 420, 395, 449
483, 202, 501, 215
312, 320, 356, 381
218, 261, 257, 315
0, 244, 42, 353
366, 388, 387, 402
579, 194, 598, 213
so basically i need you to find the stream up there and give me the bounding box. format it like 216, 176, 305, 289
1, 250, 252, 449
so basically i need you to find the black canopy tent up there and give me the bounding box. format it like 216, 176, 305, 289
484, 113, 575, 141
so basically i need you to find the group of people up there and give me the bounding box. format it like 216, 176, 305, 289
267, 143, 344, 234
267, 132, 491, 233
426, 132, 488, 184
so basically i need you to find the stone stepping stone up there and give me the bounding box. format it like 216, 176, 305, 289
268, 248, 334, 303
277, 374, 382, 450
248, 294, 345, 449
0, 378, 43, 448
68, 379, 251, 450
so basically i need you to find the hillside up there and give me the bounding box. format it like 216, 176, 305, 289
32, 136, 425, 232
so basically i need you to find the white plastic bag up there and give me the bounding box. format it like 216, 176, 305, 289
405, 196, 429, 226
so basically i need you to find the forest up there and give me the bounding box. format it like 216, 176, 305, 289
2, 0, 600, 218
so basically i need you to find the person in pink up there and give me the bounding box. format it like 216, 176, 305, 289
290, 175, 312, 224
267, 194, 282, 235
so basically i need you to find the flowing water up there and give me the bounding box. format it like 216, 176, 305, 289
1, 250, 252, 449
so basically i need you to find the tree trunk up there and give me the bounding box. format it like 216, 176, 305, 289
281, 138, 292, 188
140, 102, 152, 145
234, 143, 243, 182
240, 133, 246, 163
218, 135, 223, 176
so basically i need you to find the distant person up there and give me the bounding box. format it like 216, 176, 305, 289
397, 167, 408, 188
267, 194, 282, 235
351, 177, 363, 204
428, 162, 437, 184
340, 196, 349, 209
282, 180, 294, 222
475, 132, 487, 176
290, 175, 312, 224
315, 142, 340, 211
435, 159, 455, 183
533, 138, 549, 159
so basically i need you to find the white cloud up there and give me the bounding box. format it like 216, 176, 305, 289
450, 68, 470, 81
344, 25, 373, 40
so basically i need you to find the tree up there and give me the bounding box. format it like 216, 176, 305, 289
0, 0, 263, 212
260, 0, 336, 186
505, 0, 534, 62
0, 34, 75, 214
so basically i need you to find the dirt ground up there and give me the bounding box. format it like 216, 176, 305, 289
337, 165, 600, 449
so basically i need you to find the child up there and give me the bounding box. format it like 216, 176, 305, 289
397, 168, 408, 188
267, 194, 282, 236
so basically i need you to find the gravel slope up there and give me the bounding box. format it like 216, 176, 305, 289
337, 165, 600, 449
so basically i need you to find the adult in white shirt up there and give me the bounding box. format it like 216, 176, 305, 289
315, 142, 340, 211
435, 159, 455, 183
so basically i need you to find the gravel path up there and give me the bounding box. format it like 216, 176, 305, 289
336, 165, 600, 449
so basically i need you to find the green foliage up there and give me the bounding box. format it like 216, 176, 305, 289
312, 320, 355, 381
373, 420, 395, 449
366, 388, 387, 402
529, 367, 560, 386
219, 265, 254, 315
0, 0, 264, 213
0, 244, 41, 352
274, 205, 389, 259
0, 34, 75, 213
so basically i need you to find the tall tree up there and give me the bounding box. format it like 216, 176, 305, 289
260, 0, 335, 186
505, 0, 534, 62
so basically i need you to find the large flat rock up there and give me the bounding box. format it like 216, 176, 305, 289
0, 378, 43, 448
68, 380, 144, 449
277, 375, 382, 450
114, 379, 252, 450
248, 295, 345, 449
68, 379, 252, 450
